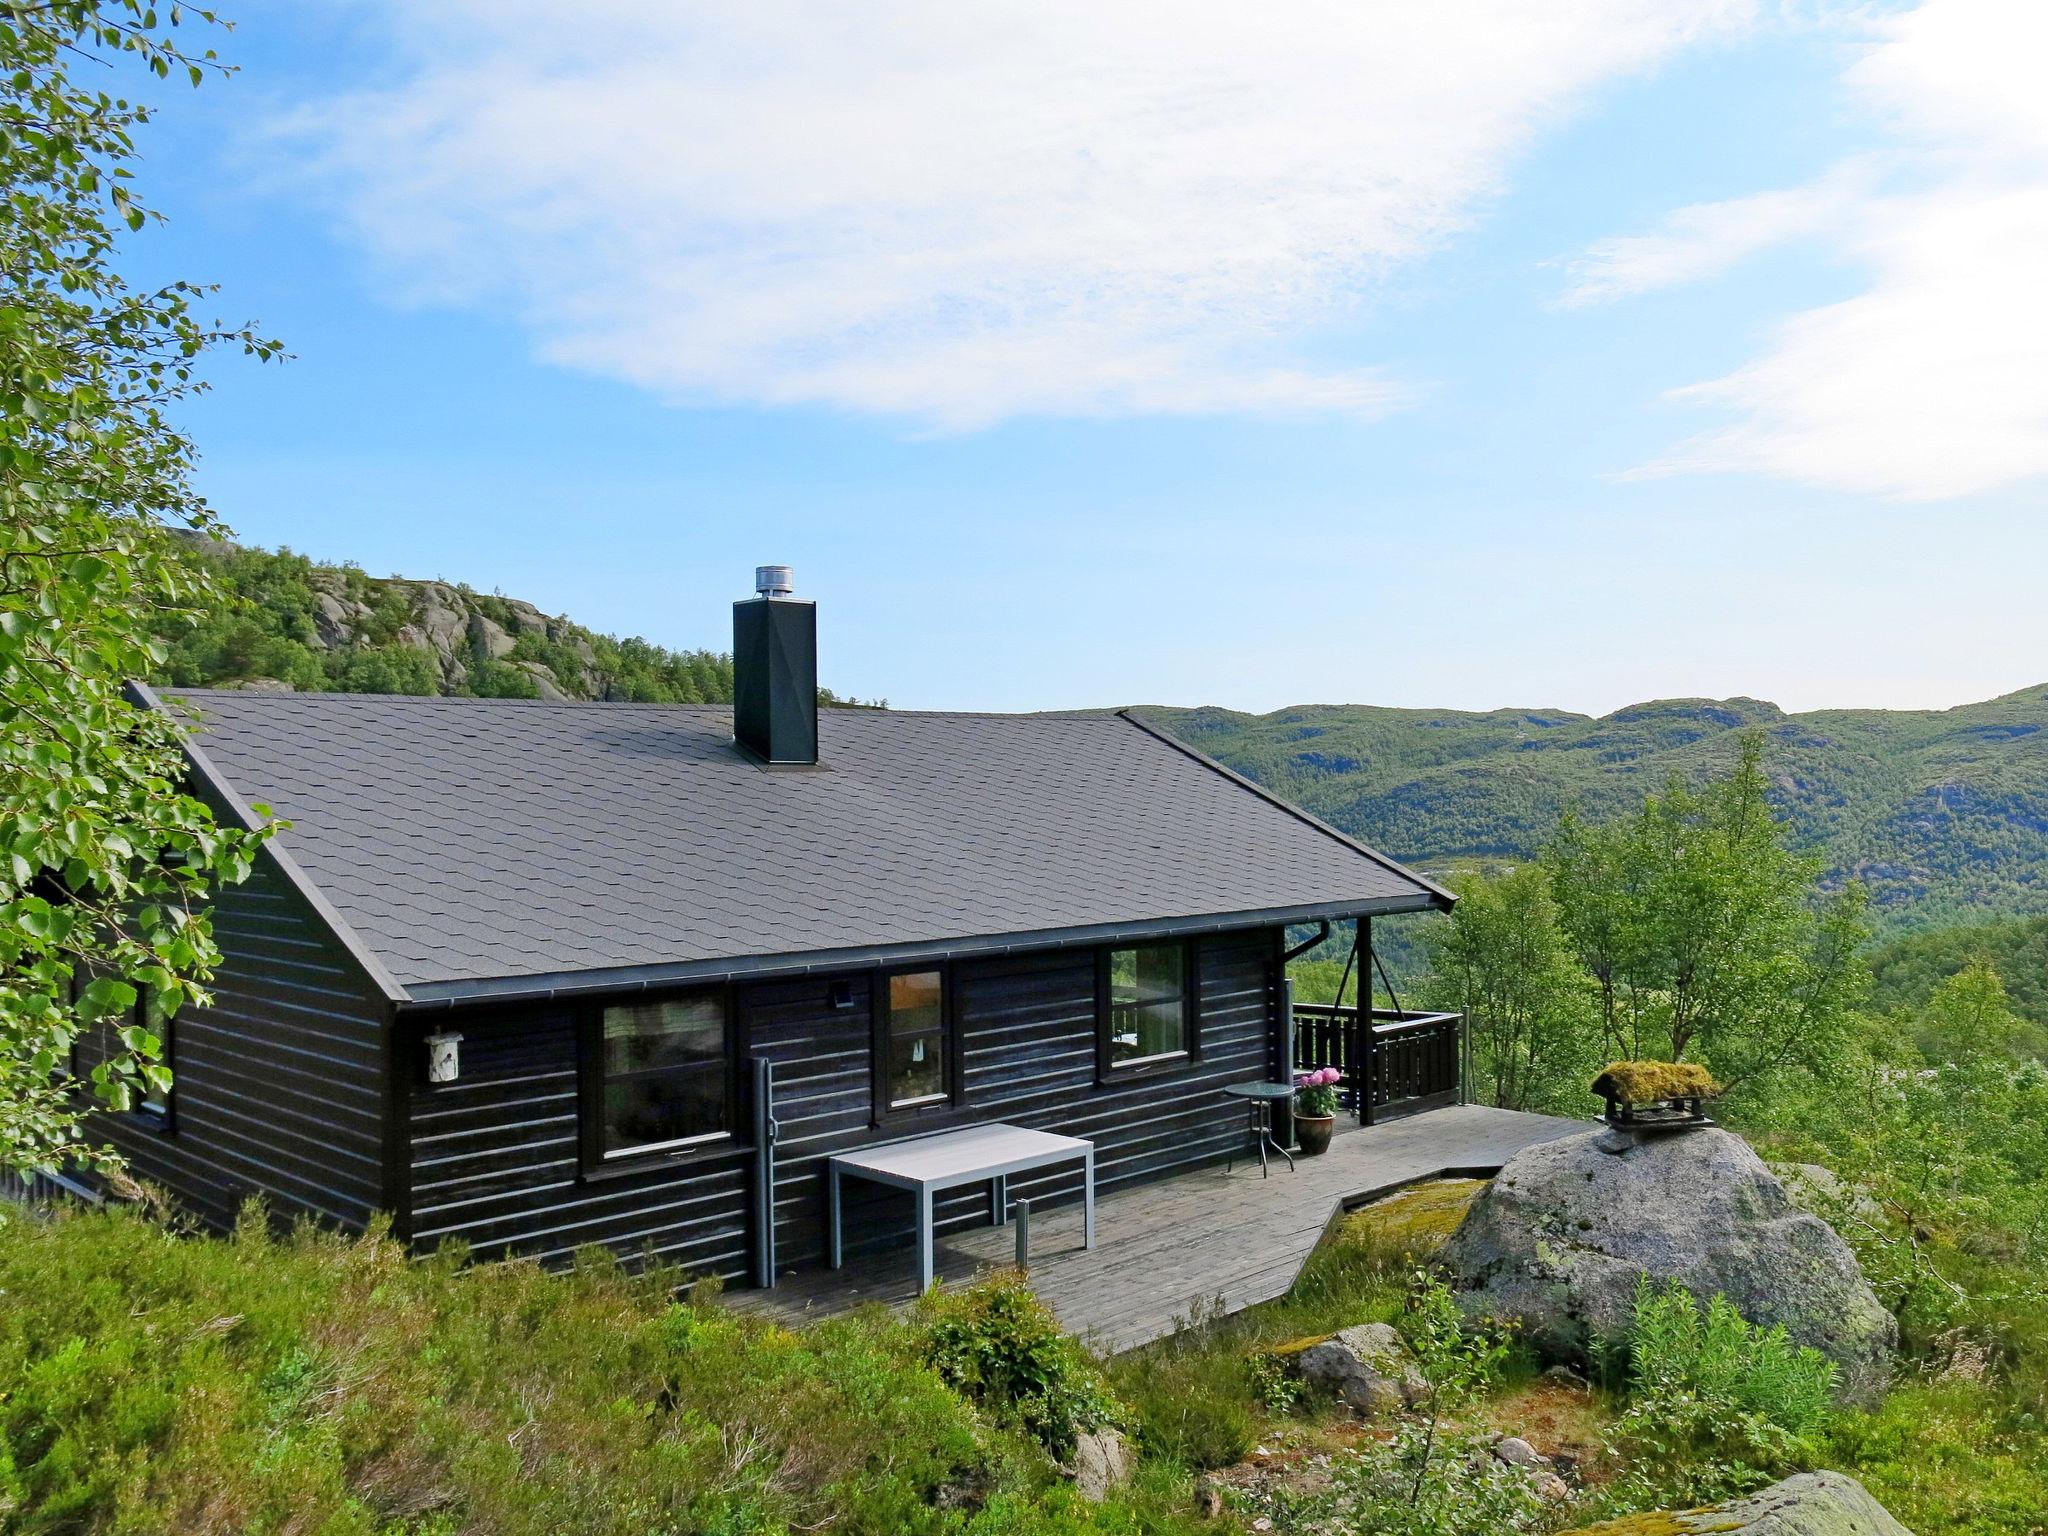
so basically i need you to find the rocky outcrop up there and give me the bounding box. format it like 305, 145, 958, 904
294, 564, 597, 698
1566, 1471, 1912, 1536
1294, 1322, 1427, 1416
1442, 1128, 1895, 1405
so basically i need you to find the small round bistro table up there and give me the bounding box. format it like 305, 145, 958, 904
1221, 1080, 1298, 1178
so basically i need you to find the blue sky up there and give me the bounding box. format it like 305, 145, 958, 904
135, 1, 2046, 715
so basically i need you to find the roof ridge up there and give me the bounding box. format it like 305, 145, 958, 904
159, 688, 1131, 722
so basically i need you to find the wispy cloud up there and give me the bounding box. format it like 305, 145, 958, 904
1559, 166, 1871, 307
280, 0, 1749, 430
1577, 0, 2048, 500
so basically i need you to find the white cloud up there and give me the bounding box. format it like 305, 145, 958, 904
283, 0, 1749, 429
1580, 0, 2048, 500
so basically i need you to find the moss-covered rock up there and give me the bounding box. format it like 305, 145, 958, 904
1442, 1129, 1895, 1405
1565, 1472, 1912, 1536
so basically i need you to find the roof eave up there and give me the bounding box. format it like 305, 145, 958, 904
1113, 708, 1459, 907
394, 892, 1444, 1011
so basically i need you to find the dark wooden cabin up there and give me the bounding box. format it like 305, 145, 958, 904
83, 572, 1454, 1288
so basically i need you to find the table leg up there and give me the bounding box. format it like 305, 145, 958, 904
917, 1186, 935, 1293
990, 1173, 1006, 1226
828, 1163, 842, 1270
1082, 1148, 1095, 1251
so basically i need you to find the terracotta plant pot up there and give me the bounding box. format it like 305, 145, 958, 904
1294, 1113, 1335, 1156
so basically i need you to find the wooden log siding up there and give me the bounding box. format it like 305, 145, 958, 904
402, 1006, 753, 1274
764, 928, 1276, 1275
401, 928, 1280, 1283
77, 856, 392, 1232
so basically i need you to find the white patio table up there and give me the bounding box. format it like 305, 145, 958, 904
827, 1122, 1095, 1292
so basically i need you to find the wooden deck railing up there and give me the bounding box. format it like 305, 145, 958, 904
1290, 1003, 1464, 1124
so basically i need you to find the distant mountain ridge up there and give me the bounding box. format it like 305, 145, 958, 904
1136, 689, 2048, 934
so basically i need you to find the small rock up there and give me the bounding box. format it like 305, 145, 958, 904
1492, 1436, 1543, 1468
1196, 1480, 1224, 1518
1534, 1472, 1570, 1502
1070, 1428, 1130, 1502
1295, 1321, 1429, 1417
1252, 1520, 1273, 1533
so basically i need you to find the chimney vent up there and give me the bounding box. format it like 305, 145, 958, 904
733, 566, 818, 765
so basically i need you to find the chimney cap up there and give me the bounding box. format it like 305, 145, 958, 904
754, 565, 794, 598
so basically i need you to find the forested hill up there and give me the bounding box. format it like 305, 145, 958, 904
1137, 692, 2048, 935
154, 539, 876, 707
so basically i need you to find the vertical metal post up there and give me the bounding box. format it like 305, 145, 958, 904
751, 1057, 778, 1288
1014, 1197, 1031, 1268
1279, 975, 1298, 1151
1359, 916, 1377, 1127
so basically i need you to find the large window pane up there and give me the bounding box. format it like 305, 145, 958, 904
885, 969, 947, 1107
600, 995, 728, 1154
605, 997, 723, 1075
1106, 942, 1187, 1065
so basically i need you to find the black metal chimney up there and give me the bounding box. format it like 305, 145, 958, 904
733, 565, 818, 765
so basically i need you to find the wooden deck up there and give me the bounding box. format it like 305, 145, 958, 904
733, 1104, 1587, 1353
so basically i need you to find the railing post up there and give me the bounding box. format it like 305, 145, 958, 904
1281, 974, 1296, 1081
1358, 918, 1376, 1126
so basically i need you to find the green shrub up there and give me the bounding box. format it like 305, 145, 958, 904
916, 1271, 1121, 1459
1599, 1278, 1836, 1507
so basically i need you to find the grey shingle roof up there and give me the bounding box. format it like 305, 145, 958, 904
158, 689, 1447, 1002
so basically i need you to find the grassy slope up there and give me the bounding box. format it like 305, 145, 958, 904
1139, 690, 2048, 935
0, 1206, 1199, 1536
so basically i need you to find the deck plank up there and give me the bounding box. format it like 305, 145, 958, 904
732, 1104, 1587, 1352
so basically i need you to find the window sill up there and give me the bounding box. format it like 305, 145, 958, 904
579, 1134, 748, 1183
871, 1098, 971, 1134
1095, 1051, 1198, 1087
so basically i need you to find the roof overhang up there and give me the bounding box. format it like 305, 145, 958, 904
395, 892, 1446, 1012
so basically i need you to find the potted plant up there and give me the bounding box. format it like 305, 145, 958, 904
1293, 1067, 1342, 1155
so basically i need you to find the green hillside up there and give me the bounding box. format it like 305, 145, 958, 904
1138, 691, 2048, 935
